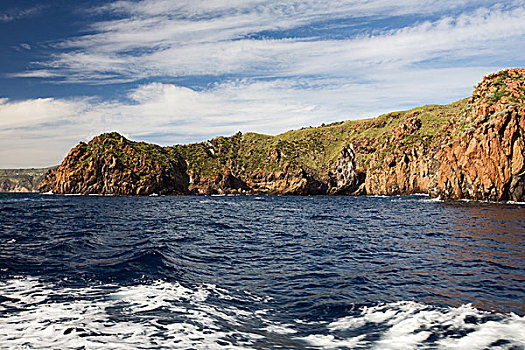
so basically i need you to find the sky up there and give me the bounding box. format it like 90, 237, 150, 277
0, 0, 524, 168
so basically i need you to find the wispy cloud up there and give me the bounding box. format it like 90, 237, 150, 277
19, 1, 525, 84
8, 70, 59, 78
0, 5, 45, 23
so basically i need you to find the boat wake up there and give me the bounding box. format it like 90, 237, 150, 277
1, 278, 523, 349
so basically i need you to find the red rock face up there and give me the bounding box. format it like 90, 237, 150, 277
437, 69, 525, 201
357, 69, 524, 202
364, 116, 441, 196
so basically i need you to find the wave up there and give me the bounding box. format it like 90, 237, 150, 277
318, 301, 525, 349
0, 278, 523, 349
0, 278, 262, 349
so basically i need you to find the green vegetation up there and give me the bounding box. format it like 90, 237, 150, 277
77, 132, 182, 172
172, 98, 468, 178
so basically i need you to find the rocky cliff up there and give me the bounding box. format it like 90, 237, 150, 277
39, 133, 189, 195
436, 69, 525, 201
38, 69, 524, 202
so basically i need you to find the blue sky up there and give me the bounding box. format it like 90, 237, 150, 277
1, 0, 524, 167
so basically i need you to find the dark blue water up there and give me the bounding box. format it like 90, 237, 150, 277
1, 193, 524, 349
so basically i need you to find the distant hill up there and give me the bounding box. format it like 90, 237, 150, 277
0, 167, 55, 192
38, 68, 525, 202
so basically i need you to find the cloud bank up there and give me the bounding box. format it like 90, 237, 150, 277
0, 67, 495, 168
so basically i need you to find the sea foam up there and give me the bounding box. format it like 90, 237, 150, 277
1, 278, 523, 349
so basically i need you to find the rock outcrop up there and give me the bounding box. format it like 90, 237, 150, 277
364, 115, 441, 196
36, 69, 524, 202
38, 132, 189, 195
436, 69, 525, 201
328, 146, 363, 195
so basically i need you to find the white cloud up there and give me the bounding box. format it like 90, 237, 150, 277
9, 70, 60, 78
21, 3, 525, 83
0, 65, 497, 168
0, 98, 90, 129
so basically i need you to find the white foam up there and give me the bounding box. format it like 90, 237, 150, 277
262, 323, 297, 335
460, 198, 525, 206
0, 278, 260, 349
1, 279, 523, 349
506, 201, 525, 205
323, 301, 525, 350
424, 196, 442, 202
300, 334, 367, 348
437, 314, 525, 350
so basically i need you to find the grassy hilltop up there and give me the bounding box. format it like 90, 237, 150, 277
173, 99, 466, 179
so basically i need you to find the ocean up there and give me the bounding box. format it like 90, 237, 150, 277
0, 193, 524, 349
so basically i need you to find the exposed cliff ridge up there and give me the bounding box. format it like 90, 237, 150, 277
437, 69, 525, 201
38, 69, 524, 201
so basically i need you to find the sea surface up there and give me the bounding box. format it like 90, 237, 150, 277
0, 193, 524, 349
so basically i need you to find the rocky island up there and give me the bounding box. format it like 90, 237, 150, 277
37, 69, 524, 202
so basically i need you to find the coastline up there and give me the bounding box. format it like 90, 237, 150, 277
3, 191, 525, 206
4, 69, 524, 203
